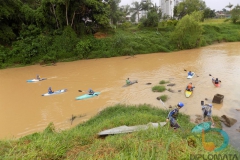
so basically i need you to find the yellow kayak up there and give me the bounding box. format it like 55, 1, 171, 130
185, 90, 193, 98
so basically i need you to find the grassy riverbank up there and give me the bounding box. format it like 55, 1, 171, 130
0, 104, 239, 159
1, 19, 240, 69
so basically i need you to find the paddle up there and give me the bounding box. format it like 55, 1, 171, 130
184, 69, 199, 77
209, 74, 222, 82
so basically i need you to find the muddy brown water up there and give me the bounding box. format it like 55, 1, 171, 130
0, 42, 240, 150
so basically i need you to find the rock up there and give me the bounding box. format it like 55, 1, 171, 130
167, 89, 174, 93
205, 98, 208, 101
167, 83, 175, 86
156, 97, 160, 100
178, 90, 181, 92
212, 94, 224, 104
220, 115, 237, 127
169, 105, 172, 108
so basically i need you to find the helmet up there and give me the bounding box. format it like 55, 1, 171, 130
208, 104, 213, 107
177, 102, 184, 108
216, 78, 218, 80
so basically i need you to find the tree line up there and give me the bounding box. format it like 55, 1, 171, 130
0, 0, 239, 68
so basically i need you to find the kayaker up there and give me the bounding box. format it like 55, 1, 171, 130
186, 82, 194, 91
166, 102, 184, 129
36, 75, 41, 80
48, 87, 54, 94
88, 88, 95, 95
212, 77, 220, 84
202, 103, 215, 126
188, 71, 193, 76
126, 78, 131, 85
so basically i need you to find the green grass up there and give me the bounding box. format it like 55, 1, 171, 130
158, 95, 168, 102
152, 85, 166, 92
0, 104, 239, 159
159, 80, 170, 84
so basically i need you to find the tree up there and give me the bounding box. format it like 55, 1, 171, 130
171, 11, 203, 49
203, 7, 215, 19
142, 9, 158, 27
231, 5, 240, 24
0, 0, 23, 44
226, 2, 233, 11
108, 0, 121, 25
119, 5, 131, 23
130, 1, 143, 22
176, 0, 206, 19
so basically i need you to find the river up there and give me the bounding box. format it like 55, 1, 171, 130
0, 42, 240, 150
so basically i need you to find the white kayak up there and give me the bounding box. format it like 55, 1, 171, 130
27, 78, 47, 82
98, 122, 167, 136
187, 72, 195, 79
42, 89, 67, 96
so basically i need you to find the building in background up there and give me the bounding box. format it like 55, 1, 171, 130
160, 0, 183, 18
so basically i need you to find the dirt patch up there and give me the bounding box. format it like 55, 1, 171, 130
94, 32, 107, 39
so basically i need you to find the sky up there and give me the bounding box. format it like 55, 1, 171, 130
119, 0, 240, 11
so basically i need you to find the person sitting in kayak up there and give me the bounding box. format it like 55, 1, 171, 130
126, 78, 131, 85
212, 77, 221, 84
186, 82, 194, 91
88, 88, 95, 95
48, 87, 54, 94
36, 75, 41, 80
188, 71, 193, 76
166, 102, 184, 129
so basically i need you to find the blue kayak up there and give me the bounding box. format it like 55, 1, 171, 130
76, 92, 100, 100
27, 78, 47, 82
42, 89, 67, 96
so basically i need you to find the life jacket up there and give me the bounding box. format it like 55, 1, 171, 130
172, 109, 179, 118
187, 84, 192, 89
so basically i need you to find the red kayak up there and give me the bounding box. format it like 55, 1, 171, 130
212, 80, 220, 87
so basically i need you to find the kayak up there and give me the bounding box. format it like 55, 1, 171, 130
122, 80, 138, 87
185, 90, 193, 98
98, 122, 167, 136
76, 92, 100, 100
212, 80, 220, 87
27, 78, 47, 82
187, 72, 195, 79
42, 89, 67, 96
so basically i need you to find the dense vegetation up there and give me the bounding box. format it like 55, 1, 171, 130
0, 104, 239, 159
0, 0, 240, 69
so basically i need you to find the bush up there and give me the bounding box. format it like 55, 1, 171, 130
171, 14, 203, 49
152, 85, 166, 92
159, 95, 168, 102
159, 80, 169, 84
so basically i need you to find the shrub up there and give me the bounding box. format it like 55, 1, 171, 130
159, 95, 168, 102
159, 80, 169, 84
152, 85, 166, 92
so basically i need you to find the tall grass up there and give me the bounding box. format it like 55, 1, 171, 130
0, 104, 239, 159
